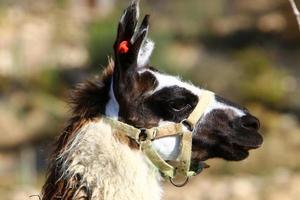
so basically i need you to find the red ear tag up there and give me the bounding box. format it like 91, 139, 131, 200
118, 41, 129, 54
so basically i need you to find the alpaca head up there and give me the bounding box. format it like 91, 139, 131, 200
108, 1, 263, 166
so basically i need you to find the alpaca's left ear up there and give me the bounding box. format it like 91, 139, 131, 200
113, 1, 154, 72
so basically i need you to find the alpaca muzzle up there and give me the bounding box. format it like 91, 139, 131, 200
102, 90, 215, 186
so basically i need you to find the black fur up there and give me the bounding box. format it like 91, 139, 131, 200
146, 86, 198, 122
192, 109, 263, 161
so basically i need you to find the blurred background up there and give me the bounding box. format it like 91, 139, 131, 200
0, 0, 299, 199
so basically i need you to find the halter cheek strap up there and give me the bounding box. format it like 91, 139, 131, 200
186, 90, 215, 128
102, 90, 215, 182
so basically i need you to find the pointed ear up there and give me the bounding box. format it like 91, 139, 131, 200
113, 1, 154, 72
136, 16, 154, 67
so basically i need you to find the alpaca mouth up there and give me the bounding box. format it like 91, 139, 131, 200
242, 144, 262, 150
232, 131, 263, 151
190, 161, 210, 175
233, 142, 261, 152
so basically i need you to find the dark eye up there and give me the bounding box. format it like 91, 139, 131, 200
168, 99, 191, 112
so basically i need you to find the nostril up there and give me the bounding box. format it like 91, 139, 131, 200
240, 115, 260, 130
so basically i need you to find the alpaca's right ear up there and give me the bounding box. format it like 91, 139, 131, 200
113, 1, 153, 73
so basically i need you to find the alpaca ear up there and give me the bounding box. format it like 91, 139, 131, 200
113, 1, 154, 71
136, 16, 154, 68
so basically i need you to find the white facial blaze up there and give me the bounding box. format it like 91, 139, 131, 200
148, 71, 202, 95
146, 70, 246, 160
202, 97, 246, 118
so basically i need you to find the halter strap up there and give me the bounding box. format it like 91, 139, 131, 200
102, 90, 214, 180
186, 90, 214, 127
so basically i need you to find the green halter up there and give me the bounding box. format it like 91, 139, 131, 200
102, 90, 214, 186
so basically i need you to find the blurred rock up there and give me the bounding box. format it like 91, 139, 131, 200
0, 0, 91, 77
211, 15, 254, 36
257, 12, 287, 33
0, 91, 67, 148
210, 0, 299, 38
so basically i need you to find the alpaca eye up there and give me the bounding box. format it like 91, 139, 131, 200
168, 100, 190, 112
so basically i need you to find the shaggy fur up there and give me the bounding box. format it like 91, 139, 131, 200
56, 119, 162, 200
41, 61, 155, 200
42, 62, 110, 200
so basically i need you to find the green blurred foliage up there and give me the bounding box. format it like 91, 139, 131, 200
32, 69, 62, 95
88, 17, 116, 69
236, 48, 287, 106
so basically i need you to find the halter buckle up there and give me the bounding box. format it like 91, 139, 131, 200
138, 128, 158, 142
138, 128, 148, 142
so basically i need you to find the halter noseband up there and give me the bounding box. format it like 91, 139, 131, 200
102, 90, 214, 186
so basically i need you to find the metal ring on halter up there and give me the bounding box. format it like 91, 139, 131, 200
169, 177, 189, 187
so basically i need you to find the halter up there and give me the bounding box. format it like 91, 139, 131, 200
102, 90, 214, 186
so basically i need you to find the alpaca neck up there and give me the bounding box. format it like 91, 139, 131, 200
58, 118, 162, 200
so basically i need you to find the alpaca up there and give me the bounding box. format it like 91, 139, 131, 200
41, 1, 263, 200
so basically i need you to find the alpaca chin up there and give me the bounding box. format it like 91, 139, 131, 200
57, 118, 163, 200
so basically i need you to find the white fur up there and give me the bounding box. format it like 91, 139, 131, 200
134, 1, 140, 21
105, 79, 119, 119
203, 97, 246, 117
151, 120, 190, 160
148, 71, 202, 96
137, 39, 154, 67
147, 70, 245, 117
57, 119, 162, 200
152, 136, 180, 160
120, 10, 127, 24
